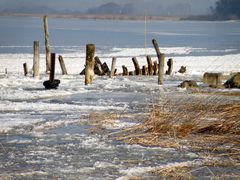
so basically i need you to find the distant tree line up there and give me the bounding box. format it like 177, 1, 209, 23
213, 0, 240, 20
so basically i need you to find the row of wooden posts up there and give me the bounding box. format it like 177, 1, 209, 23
23, 15, 174, 88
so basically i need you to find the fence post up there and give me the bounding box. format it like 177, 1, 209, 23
166, 58, 173, 75
110, 57, 116, 78
132, 57, 141, 75
23, 63, 28, 76
158, 53, 165, 85
152, 39, 165, 85
50, 53, 56, 82
58, 55, 68, 75
33, 41, 40, 77
43, 15, 51, 73
142, 65, 147, 75
85, 44, 95, 85
122, 65, 129, 76
147, 55, 153, 76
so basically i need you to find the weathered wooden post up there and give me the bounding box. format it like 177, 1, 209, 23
94, 56, 104, 75
152, 39, 164, 85
158, 53, 165, 85
166, 58, 173, 75
23, 63, 28, 76
5, 68, 7, 75
147, 55, 153, 76
142, 65, 147, 75
58, 55, 68, 75
110, 57, 116, 78
132, 57, 141, 75
43, 15, 51, 73
85, 44, 95, 85
122, 65, 129, 76
33, 41, 40, 77
153, 61, 158, 75
50, 53, 56, 82
43, 53, 60, 89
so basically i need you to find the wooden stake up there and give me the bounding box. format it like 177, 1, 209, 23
132, 57, 141, 75
147, 55, 153, 76
110, 57, 116, 78
33, 41, 40, 77
153, 61, 158, 75
152, 39, 165, 84
58, 55, 68, 75
50, 53, 55, 82
43, 15, 51, 73
23, 63, 28, 76
142, 65, 147, 75
85, 44, 95, 85
166, 58, 173, 75
122, 65, 129, 76
158, 53, 165, 85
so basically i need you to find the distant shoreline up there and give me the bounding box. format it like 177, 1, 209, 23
0, 13, 239, 21
0, 13, 192, 21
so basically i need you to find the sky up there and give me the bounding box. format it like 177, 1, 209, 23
0, 0, 218, 15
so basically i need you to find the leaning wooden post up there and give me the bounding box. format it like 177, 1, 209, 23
147, 55, 153, 76
132, 57, 141, 75
158, 53, 165, 85
152, 39, 164, 85
43, 15, 51, 73
50, 53, 56, 82
58, 55, 68, 75
85, 44, 95, 85
33, 41, 40, 77
110, 57, 117, 78
23, 63, 28, 76
166, 58, 173, 75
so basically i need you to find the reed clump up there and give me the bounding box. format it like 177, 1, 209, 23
113, 99, 240, 152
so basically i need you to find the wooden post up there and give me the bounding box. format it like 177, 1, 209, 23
50, 53, 55, 82
142, 65, 147, 75
132, 57, 141, 75
153, 61, 158, 75
122, 65, 129, 76
23, 63, 28, 76
147, 55, 153, 76
5, 68, 7, 75
152, 39, 165, 85
158, 53, 165, 85
166, 58, 173, 75
85, 44, 95, 85
110, 57, 116, 78
33, 41, 40, 77
58, 55, 68, 75
94, 56, 104, 75
43, 15, 51, 73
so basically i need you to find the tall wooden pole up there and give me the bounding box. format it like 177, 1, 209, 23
85, 44, 95, 85
33, 41, 40, 77
110, 57, 116, 78
43, 15, 51, 73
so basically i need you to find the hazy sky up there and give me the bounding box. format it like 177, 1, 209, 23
0, 0, 218, 14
